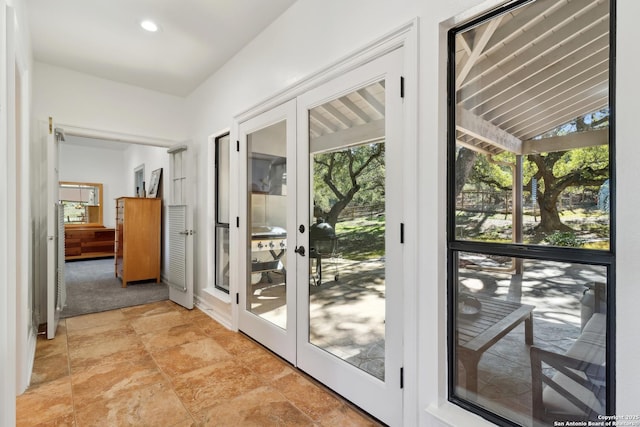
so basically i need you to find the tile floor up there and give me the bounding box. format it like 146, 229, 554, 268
16, 300, 382, 426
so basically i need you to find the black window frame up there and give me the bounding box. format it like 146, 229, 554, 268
445, 0, 616, 424
214, 132, 231, 294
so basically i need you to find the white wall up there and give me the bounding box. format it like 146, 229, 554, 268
59, 142, 127, 228
2, 0, 33, 425
185, 0, 640, 425
32, 61, 188, 142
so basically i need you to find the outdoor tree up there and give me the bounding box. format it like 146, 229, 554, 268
462, 109, 610, 233
313, 142, 385, 227
525, 110, 609, 232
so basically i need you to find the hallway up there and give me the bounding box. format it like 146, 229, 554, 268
16, 301, 380, 426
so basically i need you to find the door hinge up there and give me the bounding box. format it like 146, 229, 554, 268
236, 217, 240, 228
236, 293, 239, 304
400, 76, 405, 99
236, 140, 240, 152
400, 367, 404, 389
400, 223, 405, 244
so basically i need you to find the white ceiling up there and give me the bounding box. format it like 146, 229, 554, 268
27, 0, 297, 97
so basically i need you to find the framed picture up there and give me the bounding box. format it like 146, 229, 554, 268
148, 168, 162, 198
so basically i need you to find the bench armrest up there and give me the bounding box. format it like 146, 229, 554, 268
530, 346, 605, 424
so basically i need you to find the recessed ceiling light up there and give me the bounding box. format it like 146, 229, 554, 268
140, 20, 158, 32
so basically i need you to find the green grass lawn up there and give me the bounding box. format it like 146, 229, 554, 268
335, 216, 386, 261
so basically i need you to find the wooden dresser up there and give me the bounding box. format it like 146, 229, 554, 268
115, 197, 162, 287
65, 226, 115, 260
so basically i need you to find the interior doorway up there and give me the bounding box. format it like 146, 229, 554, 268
55, 133, 172, 318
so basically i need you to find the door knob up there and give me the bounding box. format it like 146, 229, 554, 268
294, 245, 306, 256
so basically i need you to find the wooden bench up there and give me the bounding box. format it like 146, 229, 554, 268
530, 312, 606, 425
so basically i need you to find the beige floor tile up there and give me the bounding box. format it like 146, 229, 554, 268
66, 320, 136, 347
68, 334, 147, 371
129, 310, 191, 335
320, 405, 383, 427
65, 310, 127, 332
120, 300, 178, 319
239, 346, 295, 381
211, 330, 263, 355
71, 357, 166, 409
140, 323, 209, 353
172, 359, 265, 413
16, 377, 74, 426
17, 304, 386, 427
30, 351, 70, 386
194, 385, 315, 427
272, 372, 342, 421
151, 337, 232, 378
74, 382, 191, 427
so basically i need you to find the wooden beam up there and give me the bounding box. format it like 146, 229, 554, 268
310, 119, 384, 154
522, 128, 608, 154
357, 88, 385, 117
466, 0, 604, 87
456, 16, 502, 89
310, 110, 338, 133
456, 106, 522, 154
339, 96, 370, 123
322, 103, 352, 128
459, 20, 609, 106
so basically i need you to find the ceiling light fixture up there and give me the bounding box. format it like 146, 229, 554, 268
140, 20, 158, 32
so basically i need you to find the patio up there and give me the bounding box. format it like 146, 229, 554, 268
251, 252, 606, 426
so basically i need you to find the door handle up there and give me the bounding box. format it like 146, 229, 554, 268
294, 245, 305, 256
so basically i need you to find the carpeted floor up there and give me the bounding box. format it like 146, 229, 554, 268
61, 258, 169, 318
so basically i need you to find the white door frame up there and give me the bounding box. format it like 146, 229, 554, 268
236, 99, 298, 363
295, 47, 405, 426
229, 19, 418, 424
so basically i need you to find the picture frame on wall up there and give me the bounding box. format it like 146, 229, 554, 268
148, 168, 162, 198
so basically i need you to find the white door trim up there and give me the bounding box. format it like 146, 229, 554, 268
228, 18, 419, 423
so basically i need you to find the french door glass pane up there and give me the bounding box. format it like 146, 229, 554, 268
247, 121, 288, 329
308, 80, 386, 380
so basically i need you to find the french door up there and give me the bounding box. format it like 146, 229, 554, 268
238, 100, 298, 363
238, 48, 404, 425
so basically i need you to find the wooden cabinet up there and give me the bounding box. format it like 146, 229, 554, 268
64, 227, 115, 260
115, 197, 161, 287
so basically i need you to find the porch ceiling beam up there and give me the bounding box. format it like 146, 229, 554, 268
339, 96, 370, 123
481, 60, 609, 123
483, 0, 566, 52
459, 20, 609, 106
513, 93, 608, 140
523, 128, 608, 154
466, 0, 604, 87
310, 110, 338, 133
357, 88, 385, 117
456, 106, 522, 154
499, 79, 608, 134
456, 15, 502, 89
322, 103, 352, 128
310, 119, 384, 154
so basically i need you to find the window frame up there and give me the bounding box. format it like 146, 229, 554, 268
446, 0, 617, 424
214, 132, 231, 294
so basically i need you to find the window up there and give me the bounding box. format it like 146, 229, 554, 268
215, 133, 231, 293
447, 0, 614, 425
